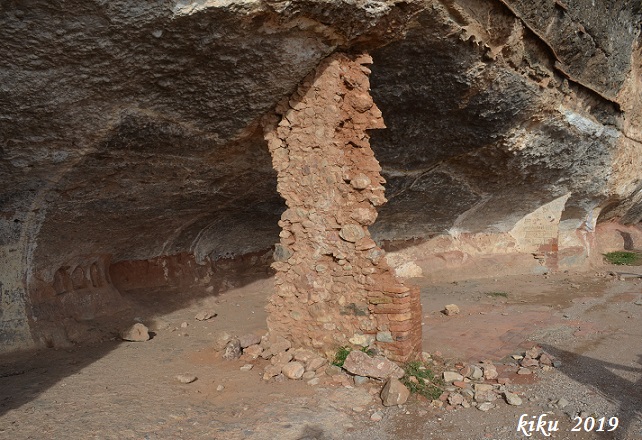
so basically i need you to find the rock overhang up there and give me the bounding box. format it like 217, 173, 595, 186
0, 0, 641, 351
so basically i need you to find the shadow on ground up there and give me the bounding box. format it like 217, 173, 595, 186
298, 425, 331, 440
0, 254, 274, 418
542, 345, 642, 440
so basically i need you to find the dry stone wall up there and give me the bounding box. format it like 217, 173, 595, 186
262, 53, 422, 361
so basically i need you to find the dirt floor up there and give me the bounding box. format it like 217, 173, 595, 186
1, 265, 641, 440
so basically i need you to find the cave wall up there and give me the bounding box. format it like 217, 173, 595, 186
1, 0, 641, 352
369, 0, 641, 240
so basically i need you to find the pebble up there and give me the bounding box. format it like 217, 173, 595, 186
302, 371, 316, 380
339, 224, 365, 242
443, 371, 464, 382
240, 364, 253, 371
474, 384, 494, 392
180, 322, 188, 328
292, 349, 316, 362
470, 365, 483, 379
263, 365, 282, 380
462, 389, 474, 399
223, 339, 242, 360
504, 391, 523, 406
270, 351, 293, 367
526, 346, 542, 359
307, 378, 320, 386
521, 357, 540, 368
448, 393, 464, 406
557, 398, 570, 408
443, 304, 460, 316
483, 364, 498, 380
380, 377, 410, 407
354, 375, 369, 386
239, 333, 262, 348
260, 335, 292, 359
517, 367, 532, 375
282, 361, 305, 379
175, 374, 197, 384
241, 344, 263, 360
326, 365, 342, 376
350, 173, 371, 190
370, 411, 383, 422
475, 390, 497, 403
194, 310, 216, 321
306, 357, 327, 372
216, 385, 225, 391
352, 406, 365, 413
120, 323, 150, 342
477, 402, 494, 411
213, 331, 233, 351
539, 353, 553, 366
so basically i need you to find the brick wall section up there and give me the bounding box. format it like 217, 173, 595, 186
262, 53, 422, 361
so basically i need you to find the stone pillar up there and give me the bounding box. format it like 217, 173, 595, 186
263, 53, 422, 361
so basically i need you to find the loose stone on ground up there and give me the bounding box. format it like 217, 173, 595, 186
342, 350, 404, 379
380, 377, 410, 406
175, 374, 197, 384
120, 323, 150, 342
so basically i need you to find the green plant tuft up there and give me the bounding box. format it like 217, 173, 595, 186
486, 291, 508, 298
333, 346, 352, 367
360, 346, 376, 357
603, 251, 642, 266
401, 361, 443, 400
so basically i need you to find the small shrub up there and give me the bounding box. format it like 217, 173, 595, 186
604, 251, 641, 266
401, 361, 443, 400
333, 346, 352, 367
360, 346, 376, 357
486, 291, 508, 298
333, 346, 376, 367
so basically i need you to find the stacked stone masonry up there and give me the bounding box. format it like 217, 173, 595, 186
262, 53, 422, 362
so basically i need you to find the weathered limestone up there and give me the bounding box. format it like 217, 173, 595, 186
263, 53, 422, 361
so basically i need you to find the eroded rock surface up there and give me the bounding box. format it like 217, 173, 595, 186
0, 0, 641, 351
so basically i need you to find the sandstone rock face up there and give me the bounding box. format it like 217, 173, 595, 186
0, 0, 641, 351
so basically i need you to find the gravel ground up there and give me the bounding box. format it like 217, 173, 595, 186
0, 270, 640, 439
